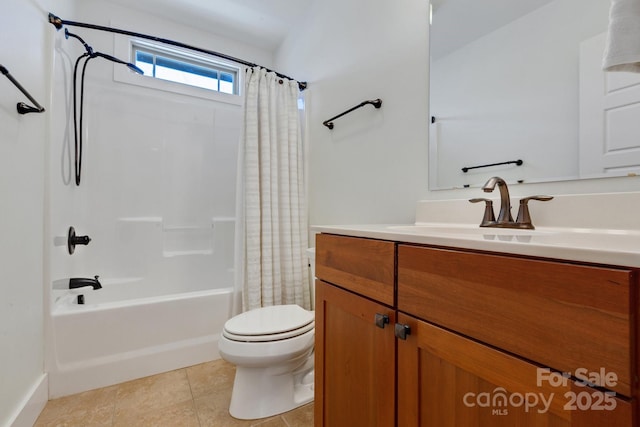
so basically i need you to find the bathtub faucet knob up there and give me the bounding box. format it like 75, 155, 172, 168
75, 235, 90, 245
68, 226, 91, 254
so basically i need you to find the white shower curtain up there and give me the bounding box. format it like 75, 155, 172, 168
235, 67, 310, 312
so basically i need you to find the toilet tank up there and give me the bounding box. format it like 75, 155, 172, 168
306, 248, 316, 309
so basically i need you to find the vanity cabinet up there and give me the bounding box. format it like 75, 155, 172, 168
314, 233, 638, 427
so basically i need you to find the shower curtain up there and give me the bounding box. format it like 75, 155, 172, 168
235, 67, 310, 312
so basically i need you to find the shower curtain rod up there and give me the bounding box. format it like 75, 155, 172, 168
47, 13, 307, 91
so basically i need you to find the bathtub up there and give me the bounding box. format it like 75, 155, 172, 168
47, 279, 234, 398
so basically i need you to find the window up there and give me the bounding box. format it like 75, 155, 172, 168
132, 43, 239, 95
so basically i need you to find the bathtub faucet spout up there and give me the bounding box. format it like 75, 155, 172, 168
68, 275, 102, 290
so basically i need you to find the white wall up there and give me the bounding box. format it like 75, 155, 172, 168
276, 0, 431, 226
0, 1, 72, 425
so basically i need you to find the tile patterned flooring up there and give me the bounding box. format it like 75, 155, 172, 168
34, 359, 314, 427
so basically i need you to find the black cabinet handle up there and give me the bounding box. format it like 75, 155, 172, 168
375, 313, 390, 329
395, 323, 411, 340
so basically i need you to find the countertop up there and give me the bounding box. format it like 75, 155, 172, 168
312, 223, 640, 268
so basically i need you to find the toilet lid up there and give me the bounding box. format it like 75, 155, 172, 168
223, 304, 314, 342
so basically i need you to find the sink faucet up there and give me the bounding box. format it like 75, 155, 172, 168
470, 177, 553, 229
482, 176, 513, 224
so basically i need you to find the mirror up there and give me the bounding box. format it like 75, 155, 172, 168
429, 0, 640, 190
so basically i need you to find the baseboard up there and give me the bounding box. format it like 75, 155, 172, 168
8, 373, 48, 427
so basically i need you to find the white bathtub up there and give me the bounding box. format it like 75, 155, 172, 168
48, 281, 234, 398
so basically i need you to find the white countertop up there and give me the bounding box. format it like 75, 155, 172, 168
312, 223, 640, 268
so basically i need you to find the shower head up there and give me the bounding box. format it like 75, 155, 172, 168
127, 63, 144, 75
64, 29, 143, 75
93, 52, 144, 75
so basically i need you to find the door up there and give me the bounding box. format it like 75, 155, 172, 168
579, 32, 640, 178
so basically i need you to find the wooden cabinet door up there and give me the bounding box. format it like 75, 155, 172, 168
315, 280, 396, 427
396, 313, 633, 427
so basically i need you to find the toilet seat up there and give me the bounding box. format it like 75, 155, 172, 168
223, 304, 314, 342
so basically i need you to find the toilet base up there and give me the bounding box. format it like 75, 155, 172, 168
228, 355, 314, 420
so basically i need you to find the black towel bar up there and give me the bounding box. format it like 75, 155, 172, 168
462, 159, 523, 173
0, 64, 45, 114
323, 98, 382, 129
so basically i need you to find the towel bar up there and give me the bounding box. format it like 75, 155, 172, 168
323, 98, 382, 129
0, 64, 45, 114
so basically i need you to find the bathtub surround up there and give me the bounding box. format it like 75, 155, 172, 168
46, 82, 241, 394
46, 0, 263, 406
237, 67, 310, 311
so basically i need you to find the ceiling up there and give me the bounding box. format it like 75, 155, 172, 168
107, 0, 315, 51
431, 0, 556, 59
106, 0, 556, 59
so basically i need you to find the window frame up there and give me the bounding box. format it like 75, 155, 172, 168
113, 34, 243, 106
132, 43, 239, 95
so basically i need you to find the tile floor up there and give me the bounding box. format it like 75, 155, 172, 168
34, 359, 314, 427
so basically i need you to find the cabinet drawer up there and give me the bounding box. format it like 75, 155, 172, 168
398, 245, 634, 397
316, 234, 395, 306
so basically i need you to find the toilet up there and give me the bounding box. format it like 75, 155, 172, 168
218, 248, 316, 420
